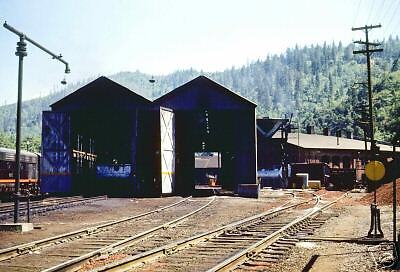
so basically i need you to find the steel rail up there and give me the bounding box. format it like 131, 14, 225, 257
41, 196, 217, 272
95, 193, 313, 272
0, 197, 191, 262
0, 195, 107, 217
207, 193, 347, 272
0, 196, 87, 210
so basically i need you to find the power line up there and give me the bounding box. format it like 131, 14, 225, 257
383, 0, 400, 38
366, 0, 377, 24
370, 0, 385, 24
377, 0, 394, 27
353, 0, 363, 26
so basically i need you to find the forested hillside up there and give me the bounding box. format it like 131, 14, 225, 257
1, 37, 399, 152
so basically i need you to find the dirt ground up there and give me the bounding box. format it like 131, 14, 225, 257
1, 188, 400, 271
271, 189, 400, 272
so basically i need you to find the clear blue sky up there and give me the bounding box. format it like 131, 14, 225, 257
1, 0, 400, 104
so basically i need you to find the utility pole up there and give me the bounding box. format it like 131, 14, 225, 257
3, 22, 70, 223
352, 24, 384, 239
352, 24, 383, 153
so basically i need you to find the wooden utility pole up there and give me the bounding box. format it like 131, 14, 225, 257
352, 24, 383, 153
353, 24, 385, 239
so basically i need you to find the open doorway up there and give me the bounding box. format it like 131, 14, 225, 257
71, 111, 134, 196
194, 152, 222, 188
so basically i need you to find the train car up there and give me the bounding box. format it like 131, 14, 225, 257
0, 147, 40, 201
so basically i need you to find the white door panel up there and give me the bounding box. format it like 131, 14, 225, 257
160, 108, 175, 194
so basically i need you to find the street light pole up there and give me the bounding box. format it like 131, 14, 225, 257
13, 35, 27, 223
3, 22, 70, 223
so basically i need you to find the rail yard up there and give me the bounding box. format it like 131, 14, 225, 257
0, 72, 398, 272
1, 11, 400, 272
1, 72, 398, 270
0, 189, 397, 272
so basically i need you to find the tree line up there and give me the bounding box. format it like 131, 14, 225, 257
0, 36, 399, 152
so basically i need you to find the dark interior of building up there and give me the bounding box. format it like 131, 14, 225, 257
174, 109, 251, 194
71, 110, 135, 196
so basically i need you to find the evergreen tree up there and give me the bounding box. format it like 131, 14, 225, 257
1, 39, 400, 145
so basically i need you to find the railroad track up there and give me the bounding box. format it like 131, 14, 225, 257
0, 195, 108, 220
94, 192, 344, 272
0, 196, 216, 272
215, 195, 345, 272
0, 196, 85, 211
80, 192, 299, 271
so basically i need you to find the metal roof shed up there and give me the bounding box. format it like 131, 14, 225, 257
154, 76, 257, 194
41, 76, 152, 196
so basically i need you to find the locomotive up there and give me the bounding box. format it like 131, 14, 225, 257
0, 147, 40, 201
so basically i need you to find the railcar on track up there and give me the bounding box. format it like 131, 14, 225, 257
0, 147, 40, 201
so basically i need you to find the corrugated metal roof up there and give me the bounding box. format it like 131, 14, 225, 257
273, 132, 397, 152
154, 75, 257, 107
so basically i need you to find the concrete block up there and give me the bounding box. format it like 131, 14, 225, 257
237, 184, 260, 198
0, 223, 34, 232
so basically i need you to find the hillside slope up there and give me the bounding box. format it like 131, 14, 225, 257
1, 37, 399, 151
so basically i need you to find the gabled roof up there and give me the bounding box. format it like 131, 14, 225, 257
51, 76, 151, 109
273, 132, 396, 152
154, 75, 257, 107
